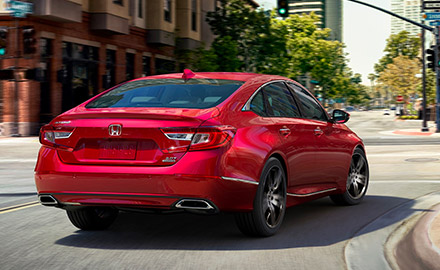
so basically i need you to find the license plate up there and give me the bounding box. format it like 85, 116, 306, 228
99, 141, 137, 160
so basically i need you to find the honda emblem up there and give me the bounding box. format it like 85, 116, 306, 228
108, 124, 122, 136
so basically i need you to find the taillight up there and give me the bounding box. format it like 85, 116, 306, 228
160, 125, 236, 153
39, 125, 75, 150
189, 126, 236, 151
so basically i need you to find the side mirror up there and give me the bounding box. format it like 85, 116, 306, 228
332, 109, 350, 124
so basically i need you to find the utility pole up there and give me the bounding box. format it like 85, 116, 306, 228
12, 17, 20, 136
347, 0, 440, 132
421, 10, 429, 132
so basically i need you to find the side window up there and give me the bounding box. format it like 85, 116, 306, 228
250, 91, 267, 116
288, 83, 328, 121
263, 82, 300, 118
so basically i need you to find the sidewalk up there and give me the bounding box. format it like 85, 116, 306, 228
395, 204, 440, 270
391, 127, 440, 137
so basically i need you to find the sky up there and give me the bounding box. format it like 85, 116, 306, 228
255, 0, 393, 85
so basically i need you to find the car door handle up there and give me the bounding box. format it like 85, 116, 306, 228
314, 128, 323, 136
279, 127, 291, 137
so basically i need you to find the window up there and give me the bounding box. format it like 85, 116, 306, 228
104, 50, 116, 89
126, 53, 135, 81
250, 91, 267, 116
138, 0, 143, 18
287, 82, 328, 121
40, 38, 53, 123
164, 0, 171, 22
262, 82, 300, 118
85, 79, 244, 109
191, 0, 197, 31
155, 58, 175, 74
113, 0, 123, 6
142, 56, 150, 77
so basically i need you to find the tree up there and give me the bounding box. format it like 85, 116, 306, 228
378, 55, 420, 100
179, 0, 363, 103
374, 31, 421, 74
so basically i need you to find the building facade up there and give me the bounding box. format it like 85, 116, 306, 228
391, 0, 421, 36
287, 0, 343, 42
0, 0, 227, 136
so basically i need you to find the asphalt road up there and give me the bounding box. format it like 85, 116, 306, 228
1, 111, 439, 270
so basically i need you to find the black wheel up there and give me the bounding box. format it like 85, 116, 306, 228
235, 157, 287, 237
330, 148, 369, 205
66, 207, 118, 230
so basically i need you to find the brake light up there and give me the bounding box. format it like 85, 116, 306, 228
160, 125, 236, 153
39, 125, 74, 151
189, 126, 236, 151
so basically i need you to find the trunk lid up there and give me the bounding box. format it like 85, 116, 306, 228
52, 107, 219, 166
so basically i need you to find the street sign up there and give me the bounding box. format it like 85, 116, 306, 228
4, 1, 33, 18
423, 12, 440, 21
424, 1, 440, 9
429, 21, 440, 26
396, 95, 404, 102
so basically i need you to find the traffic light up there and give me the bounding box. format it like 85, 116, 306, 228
0, 27, 8, 56
278, 0, 289, 17
22, 26, 36, 55
427, 46, 436, 71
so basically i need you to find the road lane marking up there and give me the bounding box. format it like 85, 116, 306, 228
372, 180, 440, 184
0, 201, 39, 214
0, 159, 36, 163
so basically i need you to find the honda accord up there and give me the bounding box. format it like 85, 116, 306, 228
35, 70, 369, 236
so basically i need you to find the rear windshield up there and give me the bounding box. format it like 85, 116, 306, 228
85, 78, 244, 109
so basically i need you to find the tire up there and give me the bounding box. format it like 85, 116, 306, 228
330, 148, 369, 205
235, 157, 287, 237
66, 207, 118, 230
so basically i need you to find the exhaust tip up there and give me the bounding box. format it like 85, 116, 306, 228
175, 199, 215, 210
39, 195, 59, 206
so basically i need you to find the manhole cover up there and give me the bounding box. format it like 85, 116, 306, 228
405, 158, 439, 163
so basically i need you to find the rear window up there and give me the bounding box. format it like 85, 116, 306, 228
85, 79, 244, 109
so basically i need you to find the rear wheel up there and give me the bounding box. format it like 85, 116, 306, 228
330, 148, 369, 205
235, 158, 286, 237
66, 207, 118, 230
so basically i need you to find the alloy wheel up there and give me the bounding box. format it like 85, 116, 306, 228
347, 153, 368, 200
262, 166, 286, 228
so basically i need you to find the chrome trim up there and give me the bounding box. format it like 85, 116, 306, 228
221, 176, 259, 185
175, 199, 214, 210
287, 188, 337, 197
54, 131, 73, 139
62, 202, 81, 206
108, 124, 122, 136
163, 132, 194, 141
38, 195, 59, 206
241, 80, 288, 111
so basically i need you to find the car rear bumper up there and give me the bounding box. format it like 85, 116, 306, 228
35, 146, 258, 212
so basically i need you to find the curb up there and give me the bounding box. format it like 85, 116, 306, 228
393, 204, 440, 270
345, 191, 440, 270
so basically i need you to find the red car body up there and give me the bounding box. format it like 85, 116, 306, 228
35, 71, 367, 236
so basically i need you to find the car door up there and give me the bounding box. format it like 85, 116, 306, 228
287, 82, 350, 186
258, 82, 317, 191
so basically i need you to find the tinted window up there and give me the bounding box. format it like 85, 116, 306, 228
250, 91, 267, 116
288, 83, 327, 121
86, 79, 244, 109
263, 82, 300, 118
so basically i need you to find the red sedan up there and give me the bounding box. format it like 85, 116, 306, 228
35, 70, 369, 236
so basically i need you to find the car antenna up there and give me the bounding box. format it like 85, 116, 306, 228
182, 69, 195, 82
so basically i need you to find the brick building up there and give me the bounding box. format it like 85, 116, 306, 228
0, 0, 261, 136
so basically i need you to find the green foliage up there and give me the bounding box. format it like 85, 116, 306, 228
378, 55, 420, 99
399, 115, 418, 119
178, 0, 364, 103
374, 31, 421, 74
